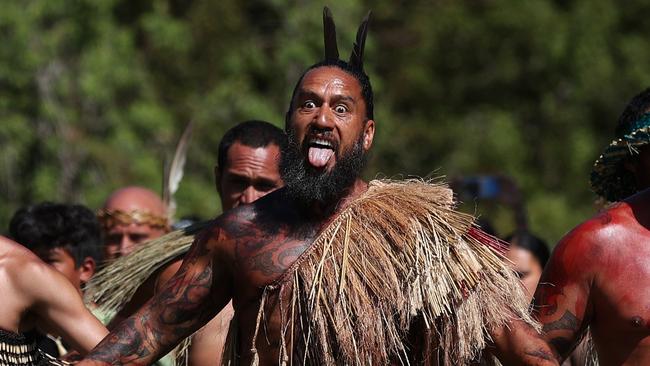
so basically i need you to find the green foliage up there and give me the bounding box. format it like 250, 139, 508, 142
1, 0, 649, 245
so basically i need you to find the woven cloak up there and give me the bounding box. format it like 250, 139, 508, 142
87, 179, 538, 365
223, 179, 537, 365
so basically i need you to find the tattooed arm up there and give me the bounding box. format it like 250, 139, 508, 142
533, 222, 597, 363
79, 223, 234, 366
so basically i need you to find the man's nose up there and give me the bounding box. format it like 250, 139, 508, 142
120, 234, 135, 256
240, 186, 261, 205
313, 103, 335, 130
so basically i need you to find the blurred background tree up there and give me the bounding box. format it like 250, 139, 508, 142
2, 0, 650, 244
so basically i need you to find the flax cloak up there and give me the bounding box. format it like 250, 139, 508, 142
87, 179, 538, 365
222, 179, 538, 365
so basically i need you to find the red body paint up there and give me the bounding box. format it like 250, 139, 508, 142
535, 191, 650, 365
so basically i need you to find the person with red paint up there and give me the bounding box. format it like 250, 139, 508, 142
534, 88, 650, 365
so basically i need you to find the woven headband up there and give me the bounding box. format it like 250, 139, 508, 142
97, 209, 169, 230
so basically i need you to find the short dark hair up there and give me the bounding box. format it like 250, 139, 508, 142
217, 120, 287, 174
9, 202, 103, 266
286, 59, 374, 124
505, 230, 550, 268
616, 87, 650, 138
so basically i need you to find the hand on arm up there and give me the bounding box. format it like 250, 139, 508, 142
81, 225, 234, 365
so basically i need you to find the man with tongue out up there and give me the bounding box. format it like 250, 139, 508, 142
279, 63, 371, 208
79, 8, 558, 366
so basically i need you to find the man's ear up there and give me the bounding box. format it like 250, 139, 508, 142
362, 119, 375, 151
214, 165, 222, 194
78, 256, 97, 284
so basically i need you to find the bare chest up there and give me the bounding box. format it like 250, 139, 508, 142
592, 240, 650, 336
232, 222, 319, 292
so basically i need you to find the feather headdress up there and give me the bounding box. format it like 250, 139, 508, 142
322, 6, 371, 71
163, 121, 194, 222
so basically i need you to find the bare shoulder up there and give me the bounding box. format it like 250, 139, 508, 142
209, 189, 288, 249
0, 236, 59, 327
0, 236, 48, 287
551, 202, 634, 268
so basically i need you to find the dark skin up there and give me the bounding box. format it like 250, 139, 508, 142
534, 189, 650, 365
79, 66, 557, 366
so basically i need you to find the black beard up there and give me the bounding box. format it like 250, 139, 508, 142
280, 129, 367, 207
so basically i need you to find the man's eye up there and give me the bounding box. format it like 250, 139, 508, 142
129, 234, 148, 244
334, 105, 348, 114
229, 177, 248, 188
106, 235, 122, 244
256, 183, 277, 192
303, 101, 316, 109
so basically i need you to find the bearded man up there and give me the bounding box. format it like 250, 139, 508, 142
79, 8, 556, 365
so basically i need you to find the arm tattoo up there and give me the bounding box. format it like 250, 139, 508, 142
87, 317, 151, 363
542, 311, 579, 333
541, 310, 580, 358
86, 231, 219, 364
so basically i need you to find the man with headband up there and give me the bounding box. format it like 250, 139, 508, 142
534, 88, 650, 364
98, 186, 170, 260
80, 8, 556, 365
96, 186, 175, 366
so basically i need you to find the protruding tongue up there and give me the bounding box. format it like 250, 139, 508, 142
308, 147, 334, 168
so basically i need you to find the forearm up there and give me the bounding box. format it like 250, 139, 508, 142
83, 258, 224, 363
491, 319, 558, 366
80, 225, 232, 365
32, 264, 109, 355
80, 301, 212, 366
80, 315, 162, 365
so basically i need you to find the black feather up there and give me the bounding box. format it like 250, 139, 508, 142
323, 7, 339, 61
349, 11, 372, 71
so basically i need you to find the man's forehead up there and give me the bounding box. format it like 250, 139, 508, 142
227, 142, 280, 162
298, 66, 362, 97
225, 143, 281, 173
107, 224, 155, 234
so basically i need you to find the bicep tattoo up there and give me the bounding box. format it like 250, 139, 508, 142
542, 310, 581, 357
